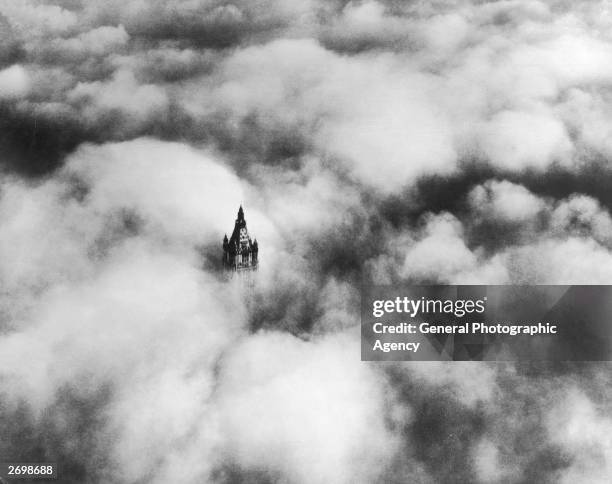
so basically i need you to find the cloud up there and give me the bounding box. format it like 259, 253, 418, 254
468, 179, 547, 223
40, 24, 129, 62
67, 69, 169, 131
0, 64, 29, 98
547, 387, 612, 483
472, 438, 505, 483
186, 37, 457, 193
478, 110, 572, 171
115, 47, 217, 83
399, 213, 478, 282
2, 1, 612, 483
0, 139, 247, 297
320, 1, 413, 53
550, 194, 612, 246
501, 237, 612, 284
79, 0, 319, 48
0, 0, 77, 36
214, 331, 398, 484
63, 138, 245, 243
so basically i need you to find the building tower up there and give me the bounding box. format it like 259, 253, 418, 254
223, 205, 258, 273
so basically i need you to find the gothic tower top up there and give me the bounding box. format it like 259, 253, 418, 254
223, 205, 258, 272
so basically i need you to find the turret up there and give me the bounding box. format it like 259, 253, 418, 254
252, 238, 258, 264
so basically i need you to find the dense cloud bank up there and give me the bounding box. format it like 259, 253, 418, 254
1, 1, 612, 483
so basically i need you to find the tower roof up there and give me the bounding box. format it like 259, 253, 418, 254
228, 205, 251, 247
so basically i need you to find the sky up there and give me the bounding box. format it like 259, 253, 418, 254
0, 1, 612, 483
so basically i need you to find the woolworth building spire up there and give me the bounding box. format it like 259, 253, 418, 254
223, 205, 258, 272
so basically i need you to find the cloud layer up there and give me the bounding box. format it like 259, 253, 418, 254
1, 1, 612, 483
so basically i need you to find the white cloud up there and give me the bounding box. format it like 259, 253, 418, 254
472, 438, 504, 483
52, 24, 129, 57
68, 69, 168, 129
502, 237, 612, 284
468, 179, 546, 222
551, 194, 612, 246
400, 213, 478, 282
214, 331, 398, 484
188, 38, 457, 193
478, 110, 572, 171
0, 0, 77, 35
63, 139, 246, 244
547, 387, 612, 484
0, 64, 30, 98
